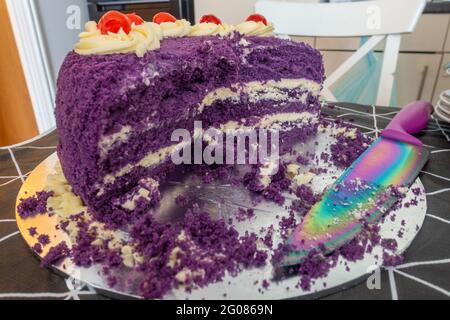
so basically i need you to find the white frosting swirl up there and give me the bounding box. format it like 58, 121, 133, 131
160, 19, 192, 37
75, 21, 161, 57
235, 21, 274, 37
188, 23, 235, 37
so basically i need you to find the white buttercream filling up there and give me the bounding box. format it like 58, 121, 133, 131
119, 178, 159, 210
98, 126, 132, 157
98, 111, 315, 190
199, 78, 321, 112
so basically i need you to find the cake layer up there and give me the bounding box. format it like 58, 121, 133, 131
56, 34, 324, 225
98, 86, 320, 174
98, 78, 321, 158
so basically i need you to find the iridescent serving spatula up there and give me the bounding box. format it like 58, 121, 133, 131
280, 101, 433, 267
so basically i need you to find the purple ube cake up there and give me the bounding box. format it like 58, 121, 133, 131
56, 23, 324, 227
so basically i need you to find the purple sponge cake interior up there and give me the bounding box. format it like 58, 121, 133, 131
56, 31, 324, 226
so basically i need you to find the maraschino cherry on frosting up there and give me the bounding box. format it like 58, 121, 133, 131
97, 11, 146, 35
153, 12, 177, 24
199, 14, 222, 25
246, 14, 269, 26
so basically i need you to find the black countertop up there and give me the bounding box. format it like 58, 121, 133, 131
424, 1, 450, 14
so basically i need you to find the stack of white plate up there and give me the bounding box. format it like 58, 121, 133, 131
435, 89, 450, 123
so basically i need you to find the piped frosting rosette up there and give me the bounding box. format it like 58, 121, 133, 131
74, 11, 275, 57
188, 14, 234, 37
152, 12, 192, 37
235, 14, 274, 37
75, 11, 161, 57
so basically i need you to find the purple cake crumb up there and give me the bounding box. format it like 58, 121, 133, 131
17, 191, 53, 219
41, 241, 70, 268
28, 227, 38, 237
297, 251, 339, 291
235, 207, 255, 222
37, 234, 51, 247
382, 252, 404, 267
329, 125, 372, 169
261, 226, 274, 249
279, 212, 297, 240
32, 243, 43, 254
262, 279, 270, 290
339, 237, 367, 262
296, 155, 309, 166
175, 195, 189, 207
130, 203, 269, 299
412, 187, 421, 196
381, 238, 398, 251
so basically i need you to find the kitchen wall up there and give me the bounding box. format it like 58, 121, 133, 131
35, 0, 89, 83
194, 0, 256, 24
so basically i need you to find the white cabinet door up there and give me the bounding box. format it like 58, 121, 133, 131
321, 51, 441, 107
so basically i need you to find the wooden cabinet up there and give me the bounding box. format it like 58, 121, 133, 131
396, 53, 441, 107
291, 36, 315, 48
321, 51, 441, 107
432, 53, 450, 105
402, 14, 449, 52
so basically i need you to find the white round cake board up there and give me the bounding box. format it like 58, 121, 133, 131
15, 129, 427, 300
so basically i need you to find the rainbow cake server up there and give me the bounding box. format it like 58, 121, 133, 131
280, 101, 433, 267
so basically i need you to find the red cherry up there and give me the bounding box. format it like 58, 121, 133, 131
98, 10, 132, 35
246, 14, 268, 26
127, 13, 145, 26
153, 12, 177, 24
200, 14, 222, 25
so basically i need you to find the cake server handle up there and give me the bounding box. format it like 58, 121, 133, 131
381, 101, 433, 146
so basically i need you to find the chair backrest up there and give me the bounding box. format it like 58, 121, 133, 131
255, 0, 425, 37
255, 0, 426, 106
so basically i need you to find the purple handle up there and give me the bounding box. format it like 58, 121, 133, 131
381, 101, 433, 146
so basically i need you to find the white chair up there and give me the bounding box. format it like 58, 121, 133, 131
255, 0, 426, 106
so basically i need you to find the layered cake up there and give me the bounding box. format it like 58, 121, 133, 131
56, 11, 325, 226
17, 11, 414, 299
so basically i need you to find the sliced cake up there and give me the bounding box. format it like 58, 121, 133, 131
55, 12, 324, 226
